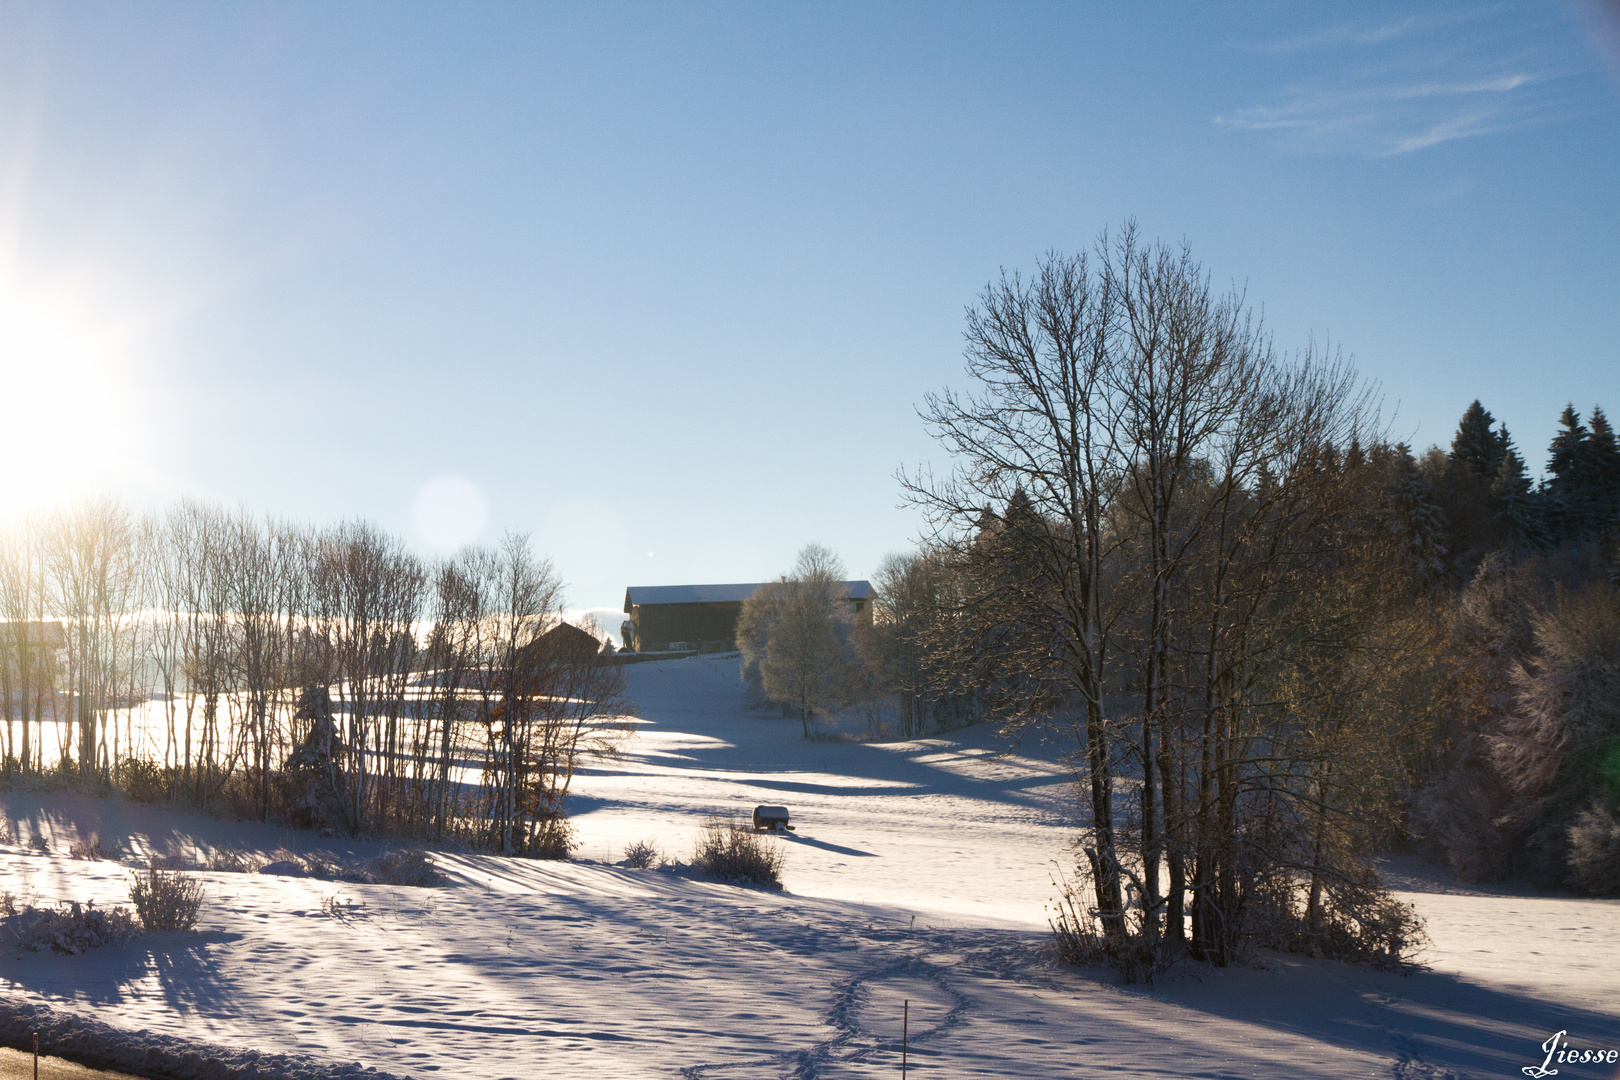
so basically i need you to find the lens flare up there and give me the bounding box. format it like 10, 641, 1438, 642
411, 474, 489, 551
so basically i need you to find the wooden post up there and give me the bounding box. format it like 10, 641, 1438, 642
33, 1031, 39, 1080
902, 999, 908, 1077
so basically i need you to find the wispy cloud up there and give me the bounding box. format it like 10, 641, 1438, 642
1217, 70, 1551, 155
1254, 16, 1431, 56
1219, 7, 1596, 156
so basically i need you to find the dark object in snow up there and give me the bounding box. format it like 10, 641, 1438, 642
752, 805, 794, 832
258, 860, 309, 877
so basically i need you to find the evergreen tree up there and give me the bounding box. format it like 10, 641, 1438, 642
1547, 405, 1589, 491
1450, 400, 1507, 479
1546, 406, 1590, 540
1583, 407, 1620, 532
1437, 402, 1516, 570
1492, 434, 1549, 550
1390, 443, 1448, 584
1546, 404, 1620, 538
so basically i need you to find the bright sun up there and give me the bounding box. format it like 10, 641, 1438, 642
0, 278, 142, 521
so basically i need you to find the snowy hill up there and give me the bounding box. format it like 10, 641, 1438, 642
0, 653, 1616, 1079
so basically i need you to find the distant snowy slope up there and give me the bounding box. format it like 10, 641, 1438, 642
568, 654, 1079, 927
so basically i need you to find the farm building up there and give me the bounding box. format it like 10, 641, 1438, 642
519, 622, 605, 666
621, 580, 874, 653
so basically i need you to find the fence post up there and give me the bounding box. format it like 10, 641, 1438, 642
902, 999, 908, 1077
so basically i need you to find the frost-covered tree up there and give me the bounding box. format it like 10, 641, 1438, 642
736, 544, 859, 736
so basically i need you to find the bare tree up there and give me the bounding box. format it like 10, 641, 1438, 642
905, 243, 1131, 932
304, 520, 426, 833
910, 228, 1423, 969
0, 522, 49, 775
467, 533, 563, 853
48, 499, 140, 781
419, 555, 484, 837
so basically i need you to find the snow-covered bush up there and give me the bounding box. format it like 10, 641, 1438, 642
365, 850, 442, 886
691, 818, 783, 888
1, 898, 139, 954
1568, 800, 1620, 895
128, 869, 204, 931
622, 839, 662, 868
27, 834, 49, 853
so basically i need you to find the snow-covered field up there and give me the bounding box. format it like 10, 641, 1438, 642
2, 653, 1618, 1079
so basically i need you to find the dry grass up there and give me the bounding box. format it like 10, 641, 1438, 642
68, 835, 105, 861
690, 818, 784, 888
1047, 868, 1157, 984
207, 848, 264, 873
365, 850, 443, 886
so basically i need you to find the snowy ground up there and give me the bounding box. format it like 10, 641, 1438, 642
0, 653, 1616, 1079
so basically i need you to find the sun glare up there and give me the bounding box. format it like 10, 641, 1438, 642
0, 279, 142, 521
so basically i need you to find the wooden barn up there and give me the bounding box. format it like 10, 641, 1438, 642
518, 622, 605, 668
621, 580, 874, 653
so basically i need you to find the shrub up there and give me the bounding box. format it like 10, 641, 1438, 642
622, 839, 662, 869
207, 848, 261, 873
68, 836, 104, 861
1048, 869, 1158, 984
365, 850, 442, 887
119, 757, 172, 804
1568, 800, 1620, 895
1, 899, 140, 954
27, 835, 49, 853
296, 852, 344, 880
691, 817, 784, 888
523, 817, 576, 860
1246, 872, 1427, 971
128, 869, 204, 931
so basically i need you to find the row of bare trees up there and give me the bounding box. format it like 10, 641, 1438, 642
902, 224, 1437, 969
0, 501, 626, 854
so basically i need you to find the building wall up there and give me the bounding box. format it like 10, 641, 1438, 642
628, 588, 873, 652
633, 601, 746, 651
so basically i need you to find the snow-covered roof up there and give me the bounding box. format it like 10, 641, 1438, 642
624, 580, 873, 610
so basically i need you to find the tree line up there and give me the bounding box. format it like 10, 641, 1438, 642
0, 501, 626, 856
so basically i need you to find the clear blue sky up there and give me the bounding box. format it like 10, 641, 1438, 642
0, 2, 1616, 622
